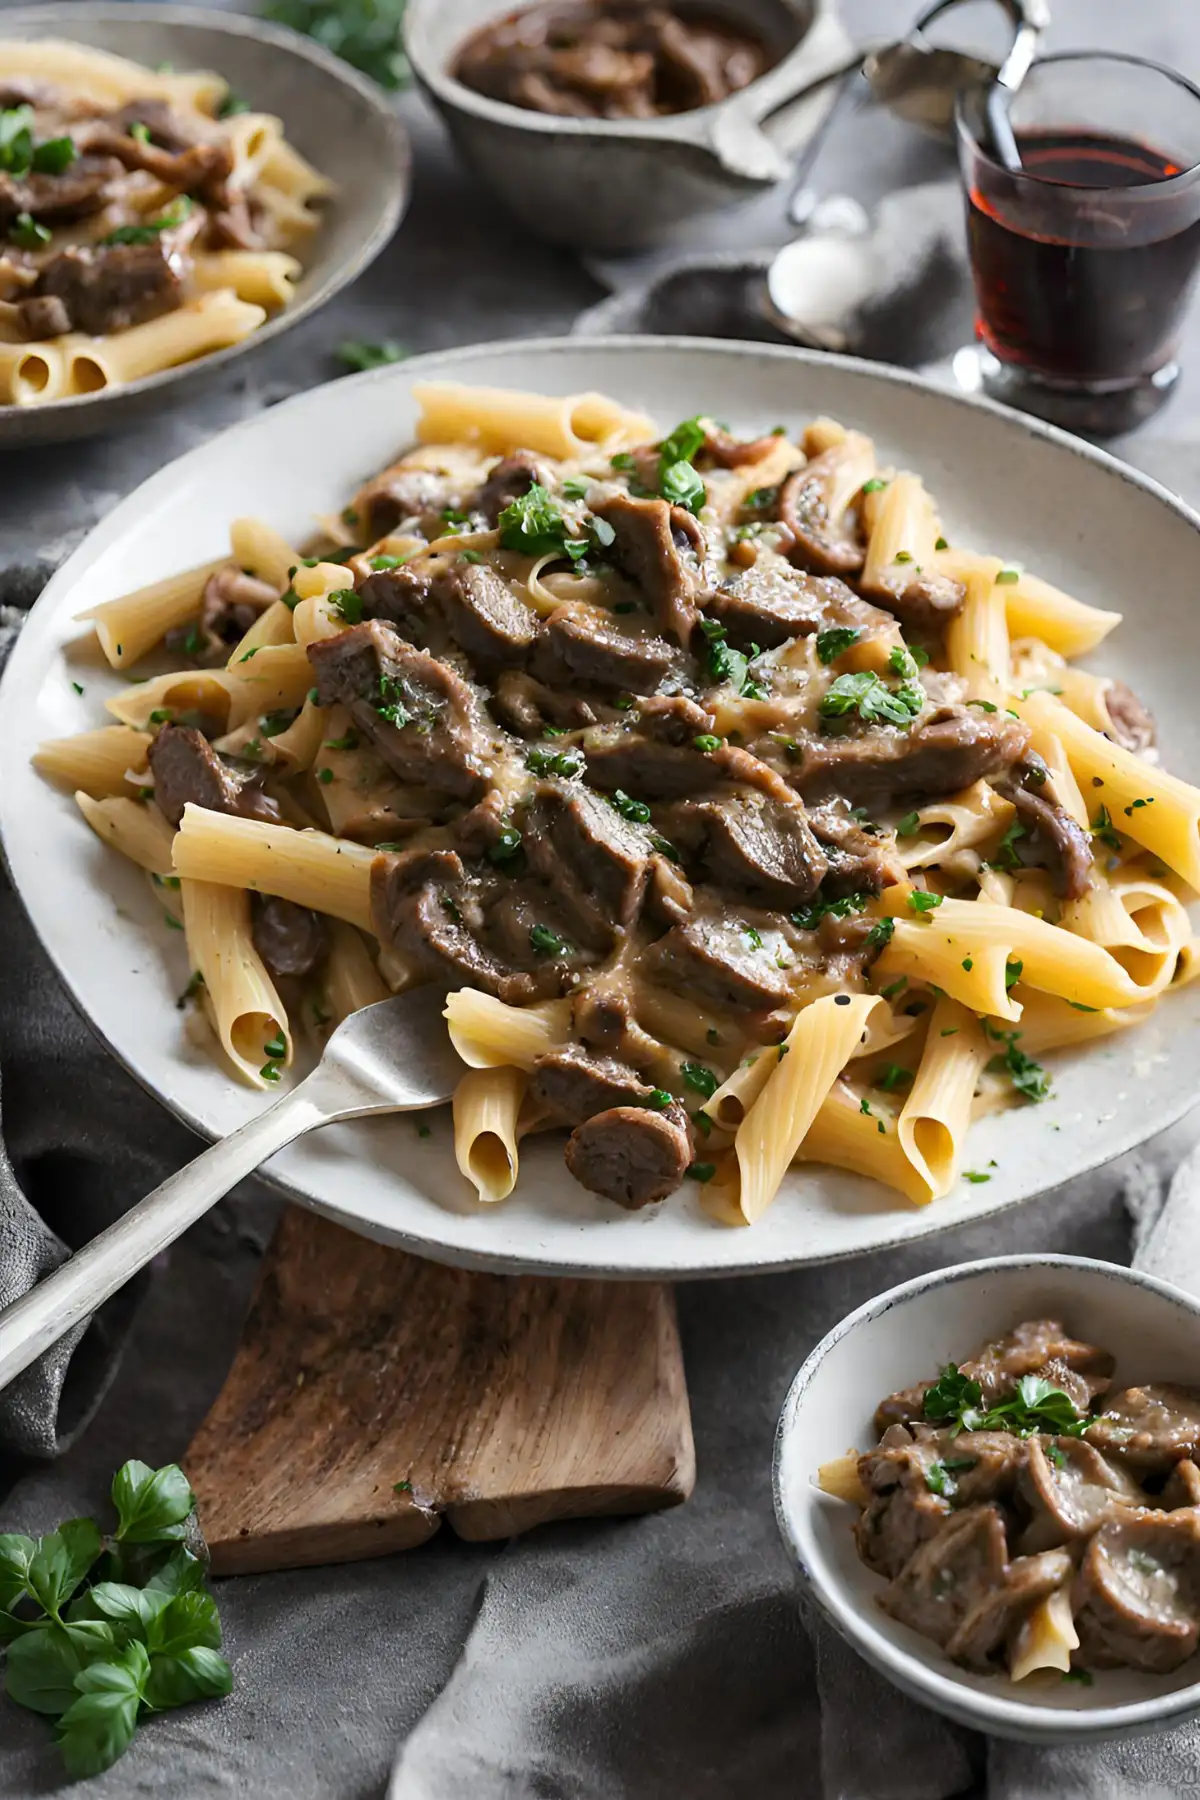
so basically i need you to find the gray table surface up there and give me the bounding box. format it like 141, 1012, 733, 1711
3, 2, 1200, 1796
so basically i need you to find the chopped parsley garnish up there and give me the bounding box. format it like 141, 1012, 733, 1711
681, 1062, 719, 1099
265, 0, 409, 86
819, 670, 924, 728
963, 1170, 990, 1184
526, 744, 585, 780
924, 1364, 1086, 1438
893, 551, 913, 565
686, 1161, 716, 1183
129, 119, 152, 145
895, 810, 920, 838
698, 618, 765, 698
1124, 796, 1155, 817
861, 477, 888, 495
935, 535, 949, 550
875, 1063, 912, 1092
1090, 805, 1122, 852
148, 708, 173, 725
908, 890, 942, 915
498, 483, 591, 562
742, 926, 764, 950
337, 339, 408, 371
888, 644, 928, 678
993, 820, 1027, 870
655, 415, 707, 515
962, 957, 974, 972
323, 730, 359, 751
561, 476, 590, 500
609, 788, 651, 823
0, 106, 76, 180
261, 709, 298, 737
10, 212, 50, 250
375, 671, 410, 728
694, 734, 722, 753
370, 553, 405, 571
329, 588, 364, 624
488, 826, 523, 866
879, 975, 907, 999
101, 196, 192, 245
986, 1030, 1050, 1103
995, 566, 1021, 585
70, 681, 84, 696
261, 1060, 282, 1081
866, 916, 895, 949
217, 89, 251, 116
460, 550, 483, 564
1005, 958, 1023, 991
1046, 1443, 1068, 1469
924, 1455, 976, 1497
529, 923, 569, 957
815, 626, 861, 665
790, 891, 868, 931
1062, 1668, 1094, 1686
644, 1088, 673, 1112
316, 767, 333, 784
263, 1031, 287, 1060
969, 699, 998, 713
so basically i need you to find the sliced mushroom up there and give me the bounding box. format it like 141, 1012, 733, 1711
1163, 1459, 1200, 1509
779, 437, 873, 578
1086, 1383, 1200, 1472
1018, 1437, 1145, 1552
1074, 1508, 1200, 1672
878, 1503, 1009, 1649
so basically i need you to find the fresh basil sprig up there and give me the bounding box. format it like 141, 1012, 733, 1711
1, 1461, 231, 1779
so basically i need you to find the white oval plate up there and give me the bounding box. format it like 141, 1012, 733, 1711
2, 338, 1198, 1279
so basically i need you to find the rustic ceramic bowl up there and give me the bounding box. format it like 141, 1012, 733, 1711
774, 1254, 1200, 1743
404, 0, 853, 252
0, 2, 409, 447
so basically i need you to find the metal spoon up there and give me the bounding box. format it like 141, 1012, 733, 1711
0, 984, 462, 1393
862, 0, 1047, 149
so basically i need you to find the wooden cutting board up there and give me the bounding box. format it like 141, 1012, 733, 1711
187, 1206, 695, 1574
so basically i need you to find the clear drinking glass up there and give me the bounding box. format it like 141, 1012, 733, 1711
956, 53, 1200, 436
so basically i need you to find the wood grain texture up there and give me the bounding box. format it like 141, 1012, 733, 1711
187, 1207, 695, 1574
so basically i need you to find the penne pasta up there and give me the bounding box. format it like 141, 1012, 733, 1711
446, 991, 573, 1070
181, 878, 291, 1088
34, 724, 152, 798
172, 806, 377, 933
896, 997, 991, 1202
62, 293, 267, 396
323, 922, 390, 1024
453, 1065, 526, 1203
414, 381, 656, 458
75, 792, 176, 875
78, 559, 227, 670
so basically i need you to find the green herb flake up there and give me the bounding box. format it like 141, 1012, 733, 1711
681, 1062, 718, 1100
815, 626, 862, 665
337, 339, 408, 372
963, 1170, 990, 1184
686, 1161, 716, 1183
995, 566, 1021, 585
101, 195, 192, 246
908, 890, 942, 916
866, 916, 895, 950
895, 810, 921, 838
876, 1063, 912, 1093
693, 734, 722, 753
529, 923, 569, 958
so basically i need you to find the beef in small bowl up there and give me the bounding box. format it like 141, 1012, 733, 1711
774, 1256, 1200, 1743
453, 0, 777, 120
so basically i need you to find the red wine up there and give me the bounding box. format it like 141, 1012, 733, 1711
966, 130, 1200, 384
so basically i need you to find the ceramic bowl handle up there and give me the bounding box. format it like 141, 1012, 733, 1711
707, 13, 861, 184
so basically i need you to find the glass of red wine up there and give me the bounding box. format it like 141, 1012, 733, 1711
956, 52, 1200, 436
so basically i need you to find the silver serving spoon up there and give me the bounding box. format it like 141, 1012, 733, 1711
0, 985, 462, 1393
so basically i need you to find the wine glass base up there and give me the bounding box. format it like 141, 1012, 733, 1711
950, 345, 1179, 439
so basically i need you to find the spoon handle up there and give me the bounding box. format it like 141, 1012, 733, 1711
0, 1080, 329, 1394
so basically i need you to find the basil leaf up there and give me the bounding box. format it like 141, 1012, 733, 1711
27, 1520, 103, 1617
57, 1641, 149, 1779
0, 1532, 35, 1611
143, 1591, 221, 1658
143, 1547, 208, 1598
111, 1462, 194, 1544
88, 1580, 172, 1635
6, 1620, 116, 1714
144, 1645, 232, 1711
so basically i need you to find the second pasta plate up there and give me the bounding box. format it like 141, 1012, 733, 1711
3, 337, 1199, 1278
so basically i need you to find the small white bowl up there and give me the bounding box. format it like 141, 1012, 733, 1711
773, 1254, 1200, 1744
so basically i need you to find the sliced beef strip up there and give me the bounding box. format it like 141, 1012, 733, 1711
434, 560, 542, 674
147, 723, 280, 828
565, 1100, 692, 1209
352, 464, 460, 541
854, 1435, 953, 1578
807, 802, 904, 894
1074, 1509, 1200, 1672
792, 707, 1032, 807
593, 491, 702, 644
307, 621, 491, 801
1086, 1384, 1200, 1472
491, 670, 606, 737
527, 1045, 654, 1125
0, 153, 123, 225
530, 602, 676, 694
998, 778, 1094, 901
356, 563, 437, 638
583, 712, 780, 804
251, 895, 329, 979
14, 293, 71, 339
1104, 679, 1156, 755
1163, 1459, 1200, 1508
1017, 1437, 1145, 1553
571, 985, 663, 1069
76, 124, 233, 198
205, 193, 263, 252
946, 1548, 1074, 1668
779, 453, 865, 579
474, 450, 552, 524
34, 240, 183, 336
522, 780, 651, 944
707, 562, 894, 651
859, 567, 966, 633
104, 99, 209, 154
684, 788, 828, 907
878, 1504, 1009, 1649
371, 848, 566, 1003
166, 567, 278, 664
646, 903, 791, 1012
